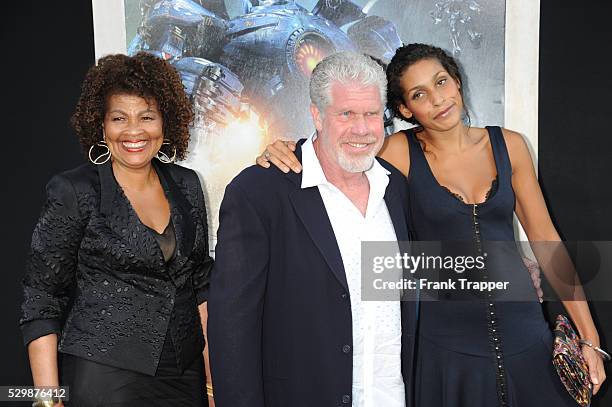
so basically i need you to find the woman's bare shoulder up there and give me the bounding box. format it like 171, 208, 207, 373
379, 131, 410, 177
498, 127, 534, 173
498, 127, 530, 154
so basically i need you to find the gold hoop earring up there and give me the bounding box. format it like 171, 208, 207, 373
89, 140, 111, 165
156, 139, 176, 164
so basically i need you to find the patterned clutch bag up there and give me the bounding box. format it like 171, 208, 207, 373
552, 314, 592, 407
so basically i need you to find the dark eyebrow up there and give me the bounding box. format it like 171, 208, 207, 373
107, 108, 158, 115
406, 70, 447, 93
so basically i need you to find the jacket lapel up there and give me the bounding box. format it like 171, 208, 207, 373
289, 188, 349, 292
286, 144, 349, 292
98, 160, 117, 218
380, 171, 420, 334
382, 181, 409, 243
98, 161, 165, 269
154, 160, 196, 274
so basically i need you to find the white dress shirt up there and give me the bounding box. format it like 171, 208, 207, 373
301, 135, 405, 407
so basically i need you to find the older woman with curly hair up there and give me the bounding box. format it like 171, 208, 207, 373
20, 52, 213, 406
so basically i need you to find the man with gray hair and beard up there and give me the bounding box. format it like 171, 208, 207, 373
207, 52, 417, 407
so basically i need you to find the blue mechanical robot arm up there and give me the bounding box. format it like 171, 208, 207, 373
130, 0, 228, 59
312, 0, 401, 64
129, 0, 245, 126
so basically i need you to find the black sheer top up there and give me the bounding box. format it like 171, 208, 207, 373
146, 219, 177, 263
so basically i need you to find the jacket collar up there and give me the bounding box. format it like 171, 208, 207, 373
300, 134, 391, 190
287, 140, 410, 291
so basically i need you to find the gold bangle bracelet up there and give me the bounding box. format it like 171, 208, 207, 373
32, 400, 55, 407
206, 383, 214, 398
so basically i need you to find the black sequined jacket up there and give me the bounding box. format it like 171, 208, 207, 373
20, 160, 213, 375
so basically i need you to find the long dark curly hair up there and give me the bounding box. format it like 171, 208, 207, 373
386, 43, 470, 127
71, 52, 193, 160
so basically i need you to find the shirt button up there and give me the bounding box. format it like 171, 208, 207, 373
342, 394, 351, 404
341, 292, 348, 299
342, 344, 352, 354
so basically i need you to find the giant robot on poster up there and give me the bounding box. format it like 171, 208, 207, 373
126, 0, 500, 244
130, 0, 402, 137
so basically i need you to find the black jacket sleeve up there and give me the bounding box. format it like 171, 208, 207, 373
20, 174, 86, 346
207, 181, 269, 407
192, 173, 214, 305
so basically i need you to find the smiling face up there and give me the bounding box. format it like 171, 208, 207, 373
311, 81, 385, 174
103, 93, 164, 170
398, 58, 464, 132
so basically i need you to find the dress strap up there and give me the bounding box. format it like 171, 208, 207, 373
485, 126, 513, 183
403, 129, 429, 173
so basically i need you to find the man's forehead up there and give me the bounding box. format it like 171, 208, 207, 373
328, 81, 382, 109
329, 80, 379, 94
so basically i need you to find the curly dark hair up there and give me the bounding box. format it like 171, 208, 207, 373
386, 43, 470, 127
71, 52, 193, 160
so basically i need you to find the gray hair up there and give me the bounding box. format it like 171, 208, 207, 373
309, 52, 387, 113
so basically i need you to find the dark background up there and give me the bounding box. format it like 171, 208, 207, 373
2, 1, 611, 405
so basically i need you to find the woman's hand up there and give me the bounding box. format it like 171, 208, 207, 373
199, 302, 215, 406
256, 140, 301, 173
521, 256, 543, 303
582, 342, 607, 395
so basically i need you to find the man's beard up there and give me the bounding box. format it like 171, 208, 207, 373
320, 134, 383, 173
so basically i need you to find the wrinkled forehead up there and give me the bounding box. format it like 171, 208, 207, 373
327, 81, 383, 111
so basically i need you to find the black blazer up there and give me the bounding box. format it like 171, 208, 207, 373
20, 160, 213, 375
208, 143, 418, 407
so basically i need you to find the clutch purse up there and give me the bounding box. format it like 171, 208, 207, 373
552, 314, 592, 407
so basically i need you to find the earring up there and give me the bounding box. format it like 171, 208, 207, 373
156, 139, 176, 164
89, 140, 111, 165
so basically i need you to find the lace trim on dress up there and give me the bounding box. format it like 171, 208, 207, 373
440, 175, 499, 204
